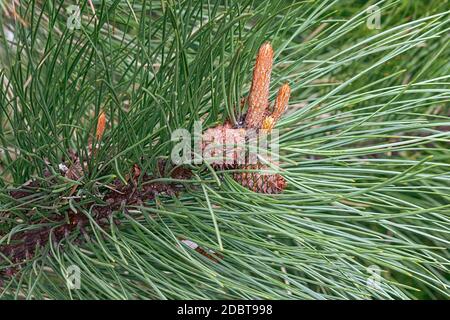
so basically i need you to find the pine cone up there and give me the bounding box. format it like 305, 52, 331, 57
202, 121, 246, 170
233, 163, 286, 194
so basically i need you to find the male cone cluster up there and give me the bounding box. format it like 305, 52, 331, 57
203, 42, 291, 194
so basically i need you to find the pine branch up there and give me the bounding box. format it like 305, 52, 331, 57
0, 0, 449, 300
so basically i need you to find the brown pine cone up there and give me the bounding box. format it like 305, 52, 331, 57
202, 121, 246, 170
233, 163, 286, 194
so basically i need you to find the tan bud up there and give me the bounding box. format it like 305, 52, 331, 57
245, 42, 273, 129
271, 83, 291, 122
96, 111, 106, 140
